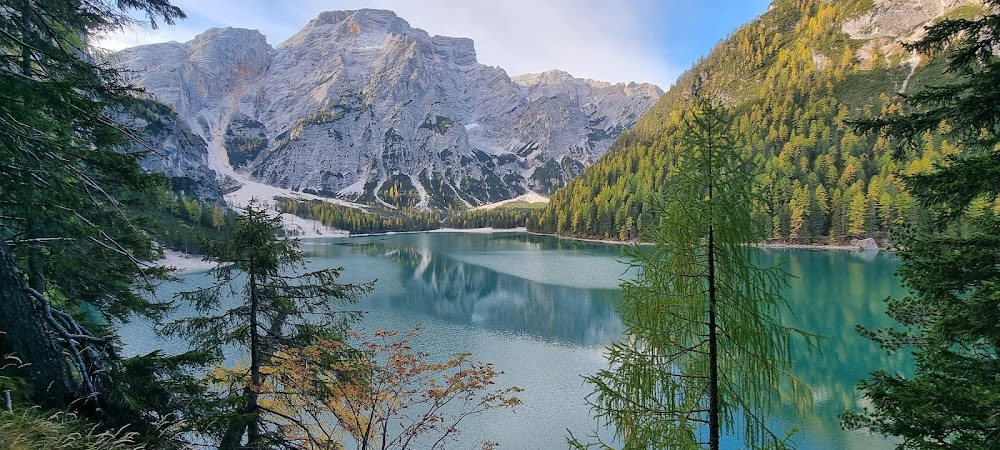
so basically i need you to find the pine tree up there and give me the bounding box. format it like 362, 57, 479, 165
574, 94, 811, 449
843, 1, 1000, 446
168, 199, 374, 449
0, 0, 184, 407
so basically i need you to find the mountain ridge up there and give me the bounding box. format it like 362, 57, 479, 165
118, 9, 662, 211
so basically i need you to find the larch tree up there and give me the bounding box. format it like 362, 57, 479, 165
574, 92, 811, 449
0, 0, 185, 408
263, 328, 522, 450
168, 199, 374, 449
843, 1, 1000, 446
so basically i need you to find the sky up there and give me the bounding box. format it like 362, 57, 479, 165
98, 0, 773, 90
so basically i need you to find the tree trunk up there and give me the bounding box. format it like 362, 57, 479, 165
247, 266, 261, 447
706, 113, 720, 450
708, 224, 720, 450
27, 219, 46, 296
218, 266, 264, 450
0, 242, 75, 405
218, 422, 246, 450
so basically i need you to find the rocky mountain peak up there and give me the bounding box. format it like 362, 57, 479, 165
620, 82, 666, 99
283, 9, 421, 50
308, 10, 353, 27
513, 70, 577, 86
514, 70, 663, 98
303, 9, 406, 29
189, 27, 270, 51
283, 9, 479, 66
116, 27, 271, 123
430, 36, 478, 66
118, 9, 663, 210
187, 27, 271, 82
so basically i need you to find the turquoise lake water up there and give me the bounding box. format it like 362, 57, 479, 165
123, 231, 910, 449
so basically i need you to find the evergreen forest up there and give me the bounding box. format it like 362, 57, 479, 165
531, 0, 990, 243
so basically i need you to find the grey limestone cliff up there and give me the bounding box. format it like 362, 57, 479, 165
117, 9, 662, 209
126, 100, 223, 203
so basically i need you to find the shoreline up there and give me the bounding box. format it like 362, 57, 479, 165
755, 242, 875, 251
341, 227, 887, 252
309, 227, 529, 239
154, 249, 217, 274
157, 228, 883, 272
525, 230, 884, 252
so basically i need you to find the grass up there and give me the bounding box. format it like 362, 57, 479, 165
0, 409, 143, 450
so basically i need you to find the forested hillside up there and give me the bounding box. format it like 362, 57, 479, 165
532, 0, 988, 242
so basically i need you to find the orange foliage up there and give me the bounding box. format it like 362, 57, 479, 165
255, 327, 522, 450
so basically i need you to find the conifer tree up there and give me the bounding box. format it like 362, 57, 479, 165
168, 199, 374, 449
0, 0, 184, 407
843, 1, 1000, 446
574, 93, 810, 449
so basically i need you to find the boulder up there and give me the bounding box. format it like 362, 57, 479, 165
852, 237, 879, 251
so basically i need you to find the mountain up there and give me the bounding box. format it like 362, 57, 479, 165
532, 0, 987, 242
115, 10, 662, 210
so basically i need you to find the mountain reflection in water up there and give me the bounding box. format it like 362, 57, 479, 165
128, 232, 908, 449
301, 232, 626, 347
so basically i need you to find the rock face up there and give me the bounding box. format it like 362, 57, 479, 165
126, 100, 223, 203
843, 0, 985, 79
842, 0, 982, 41
116, 9, 662, 209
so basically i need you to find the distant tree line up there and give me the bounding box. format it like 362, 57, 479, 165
276, 197, 551, 234
275, 198, 443, 233
149, 191, 235, 254
442, 207, 540, 229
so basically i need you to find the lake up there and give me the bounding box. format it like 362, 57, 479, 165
123, 231, 910, 449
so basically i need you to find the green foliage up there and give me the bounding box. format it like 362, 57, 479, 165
277, 196, 548, 234
419, 115, 455, 135
167, 200, 374, 448
0, 0, 190, 418
443, 204, 543, 229
137, 188, 237, 254
225, 136, 268, 168
842, 1, 1000, 446
276, 198, 443, 234
0, 0, 186, 322
379, 174, 422, 209
575, 98, 810, 449
532, 0, 952, 243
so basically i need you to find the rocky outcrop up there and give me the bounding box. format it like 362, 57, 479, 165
124, 100, 222, 203
122, 28, 272, 131
843, 0, 986, 78
843, 0, 982, 41
116, 9, 662, 209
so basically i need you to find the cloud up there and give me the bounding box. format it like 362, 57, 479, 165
97, 0, 679, 88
